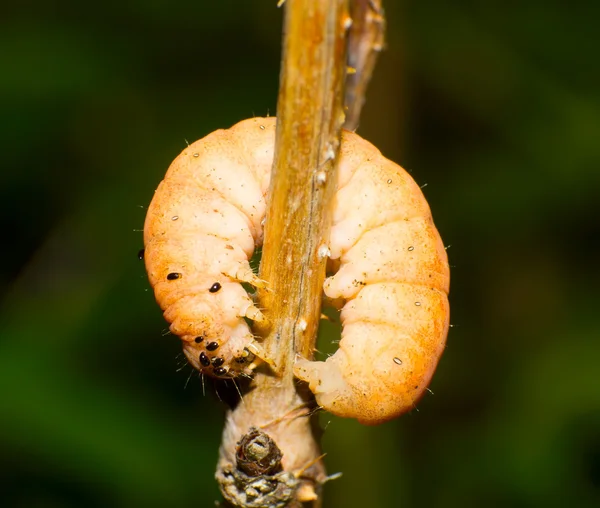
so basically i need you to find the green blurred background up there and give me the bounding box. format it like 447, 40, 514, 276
1, 1, 599, 507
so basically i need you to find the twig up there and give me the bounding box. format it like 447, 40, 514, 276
216, 1, 349, 506
344, 0, 385, 130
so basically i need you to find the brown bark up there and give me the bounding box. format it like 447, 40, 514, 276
216, 1, 349, 506
344, 0, 386, 131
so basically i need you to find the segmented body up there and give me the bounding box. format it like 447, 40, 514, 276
143, 117, 449, 424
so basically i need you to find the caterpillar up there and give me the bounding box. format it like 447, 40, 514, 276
143, 116, 450, 425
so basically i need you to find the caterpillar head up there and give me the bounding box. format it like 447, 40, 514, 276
159, 277, 258, 379
180, 326, 257, 380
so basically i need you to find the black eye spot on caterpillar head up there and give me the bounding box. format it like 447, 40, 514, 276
214, 367, 228, 377
138, 248, 145, 260
167, 272, 181, 281
209, 282, 222, 293
194, 336, 204, 343
199, 352, 210, 367
212, 357, 224, 367
206, 341, 219, 351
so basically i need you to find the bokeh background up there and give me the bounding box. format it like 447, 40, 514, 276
1, 1, 599, 507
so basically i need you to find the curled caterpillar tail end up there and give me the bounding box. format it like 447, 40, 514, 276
294, 358, 345, 396
293, 357, 407, 426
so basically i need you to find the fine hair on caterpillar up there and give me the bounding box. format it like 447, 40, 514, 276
143, 116, 450, 425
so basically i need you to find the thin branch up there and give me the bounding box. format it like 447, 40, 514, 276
344, 0, 385, 130
216, 1, 349, 506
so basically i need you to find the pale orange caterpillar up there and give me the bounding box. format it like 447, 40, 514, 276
143, 117, 450, 425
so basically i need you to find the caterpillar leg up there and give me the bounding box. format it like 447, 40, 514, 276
240, 301, 268, 324
294, 357, 346, 403
322, 294, 345, 311
244, 341, 276, 370
232, 266, 268, 289
294, 357, 384, 423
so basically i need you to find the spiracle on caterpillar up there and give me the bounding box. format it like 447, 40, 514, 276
143, 116, 450, 425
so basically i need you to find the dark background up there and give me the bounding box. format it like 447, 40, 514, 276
1, 1, 599, 507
